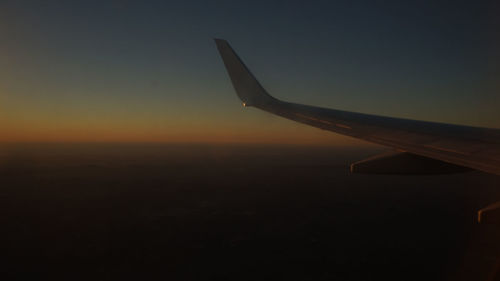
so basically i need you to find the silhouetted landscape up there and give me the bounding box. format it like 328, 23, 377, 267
1, 143, 499, 280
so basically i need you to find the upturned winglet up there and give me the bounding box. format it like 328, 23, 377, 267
214, 39, 277, 107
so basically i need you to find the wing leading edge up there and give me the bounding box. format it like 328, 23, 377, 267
214, 39, 500, 176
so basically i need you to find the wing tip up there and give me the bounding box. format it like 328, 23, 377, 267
214, 38, 228, 47
214, 38, 277, 108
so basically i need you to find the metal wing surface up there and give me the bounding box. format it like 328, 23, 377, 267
215, 39, 500, 176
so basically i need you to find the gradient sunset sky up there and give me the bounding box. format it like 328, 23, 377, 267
1, 1, 499, 145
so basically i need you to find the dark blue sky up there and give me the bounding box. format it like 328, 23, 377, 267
1, 0, 499, 143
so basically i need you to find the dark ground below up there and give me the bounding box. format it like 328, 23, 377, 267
1, 143, 499, 281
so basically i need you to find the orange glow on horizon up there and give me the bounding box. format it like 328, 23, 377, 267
0, 96, 371, 146
0, 126, 369, 146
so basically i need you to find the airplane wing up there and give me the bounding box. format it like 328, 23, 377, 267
214, 39, 500, 176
